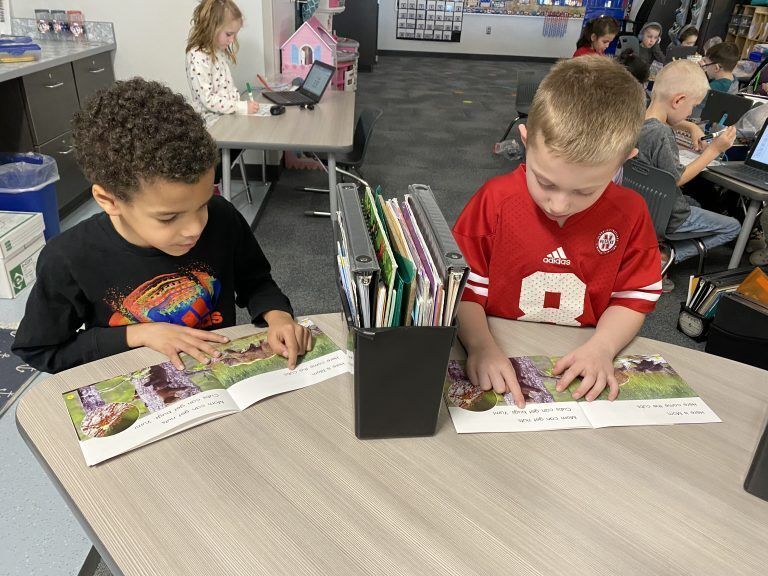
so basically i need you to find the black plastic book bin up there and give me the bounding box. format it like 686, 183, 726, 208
338, 287, 457, 439
745, 418, 768, 502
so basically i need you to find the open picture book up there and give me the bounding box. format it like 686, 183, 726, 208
63, 320, 348, 465
444, 354, 721, 433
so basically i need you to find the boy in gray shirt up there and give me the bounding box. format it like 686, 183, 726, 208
635, 60, 740, 287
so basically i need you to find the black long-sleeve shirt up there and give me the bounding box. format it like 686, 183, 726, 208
13, 196, 292, 373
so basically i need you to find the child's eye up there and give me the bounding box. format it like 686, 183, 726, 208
158, 215, 178, 223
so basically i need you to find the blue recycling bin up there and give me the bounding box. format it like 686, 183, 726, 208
0, 153, 61, 240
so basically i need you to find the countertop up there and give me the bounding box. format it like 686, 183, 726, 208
0, 39, 116, 83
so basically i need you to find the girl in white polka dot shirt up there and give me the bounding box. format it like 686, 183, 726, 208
185, 0, 258, 127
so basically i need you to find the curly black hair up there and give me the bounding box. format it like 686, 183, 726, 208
72, 77, 218, 200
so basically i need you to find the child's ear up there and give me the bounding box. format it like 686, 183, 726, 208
626, 147, 639, 161
92, 184, 122, 216
671, 93, 687, 110
590, 33, 597, 44
519, 124, 528, 147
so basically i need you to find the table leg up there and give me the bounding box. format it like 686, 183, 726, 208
328, 153, 337, 219
729, 198, 761, 269
222, 148, 231, 202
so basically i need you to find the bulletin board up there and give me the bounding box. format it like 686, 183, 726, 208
396, 1, 464, 42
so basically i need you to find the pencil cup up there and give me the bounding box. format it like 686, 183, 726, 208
344, 317, 457, 439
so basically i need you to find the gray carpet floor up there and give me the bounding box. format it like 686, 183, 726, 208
90, 53, 750, 576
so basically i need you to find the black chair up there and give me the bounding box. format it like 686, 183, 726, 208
622, 159, 715, 275
497, 70, 541, 145
297, 108, 383, 217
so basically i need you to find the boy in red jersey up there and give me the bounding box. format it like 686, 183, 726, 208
453, 56, 661, 408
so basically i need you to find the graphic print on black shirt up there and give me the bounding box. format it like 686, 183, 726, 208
107, 265, 223, 329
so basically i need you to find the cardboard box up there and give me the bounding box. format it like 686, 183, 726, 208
0, 211, 45, 259
0, 233, 45, 298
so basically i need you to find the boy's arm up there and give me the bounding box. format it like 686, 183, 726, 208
457, 301, 524, 408
679, 125, 737, 185
230, 204, 293, 324
11, 253, 129, 374
552, 307, 645, 401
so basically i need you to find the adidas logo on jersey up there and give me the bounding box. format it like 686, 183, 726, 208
543, 247, 571, 266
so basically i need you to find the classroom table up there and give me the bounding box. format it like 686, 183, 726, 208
15, 314, 768, 576
207, 90, 355, 222
700, 166, 768, 268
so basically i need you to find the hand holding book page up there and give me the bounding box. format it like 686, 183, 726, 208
444, 354, 721, 433
63, 320, 348, 465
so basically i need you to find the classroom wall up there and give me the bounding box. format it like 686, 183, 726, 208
378, 1, 582, 59
9, 0, 268, 99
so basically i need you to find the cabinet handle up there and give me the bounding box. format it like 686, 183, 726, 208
58, 146, 75, 155
45, 82, 64, 89
88, 68, 106, 74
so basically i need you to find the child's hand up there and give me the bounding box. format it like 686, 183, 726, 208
126, 323, 229, 370
552, 339, 619, 402
687, 123, 706, 152
264, 311, 313, 369
247, 100, 260, 114
712, 125, 737, 153
466, 342, 525, 408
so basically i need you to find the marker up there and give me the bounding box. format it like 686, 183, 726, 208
245, 82, 254, 101
700, 128, 727, 141
256, 74, 272, 91
718, 113, 728, 126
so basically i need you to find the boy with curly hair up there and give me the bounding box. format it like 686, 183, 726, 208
13, 78, 312, 373
454, 56, 662, 408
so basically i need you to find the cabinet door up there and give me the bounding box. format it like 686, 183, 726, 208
72, 52, 115, 107
38, 132, 90, 213
23, 63, 80, 145
0, 78, 34, 151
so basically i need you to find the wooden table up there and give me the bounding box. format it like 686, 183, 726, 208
16, 314, 768, 576
208, 90, 355, 221
700, 165, 768, 268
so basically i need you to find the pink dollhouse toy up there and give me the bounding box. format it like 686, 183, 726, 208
281, 17, 337, 82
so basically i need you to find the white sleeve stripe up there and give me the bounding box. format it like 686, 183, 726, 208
468, 272, 489, 285
610, 290, 660, 302
466, 284, 489, 297
638, 281, 663, 291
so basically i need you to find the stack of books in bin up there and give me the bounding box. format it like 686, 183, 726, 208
0, 211, 45, 298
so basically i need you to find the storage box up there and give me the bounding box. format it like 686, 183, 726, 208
340, 294, 457, 439
0, 233, 44, 298
0, 211, 45, 259
705, 293, 768, 370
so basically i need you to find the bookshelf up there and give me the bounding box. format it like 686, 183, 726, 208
726, 4, 768, 59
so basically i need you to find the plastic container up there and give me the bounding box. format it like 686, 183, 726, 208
0, 154, 61, 240
0, 42, 41, 63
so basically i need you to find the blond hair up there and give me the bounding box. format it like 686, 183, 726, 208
526, 55, 645, 165
651, 59, 709, 103
186, 0, 242, 64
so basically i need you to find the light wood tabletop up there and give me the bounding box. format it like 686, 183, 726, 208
208, 90, 356, 151
16, 313, 768, 576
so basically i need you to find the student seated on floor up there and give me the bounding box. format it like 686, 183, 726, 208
637, 60, 741, 290
702, 42, 740, 93
453, 56, 662, 409
12, 79, 313, 374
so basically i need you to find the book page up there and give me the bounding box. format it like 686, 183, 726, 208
63, 321, 348, 465
220, 324, 348, 410
444, 355, 720, 433
444, 360, 592, 433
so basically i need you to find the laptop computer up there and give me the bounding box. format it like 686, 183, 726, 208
707, 117, 768, 189
700, 90, 754, 126
262, 61, 335, 106
665, 45, 697, 64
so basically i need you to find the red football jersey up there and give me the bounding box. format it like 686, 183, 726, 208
453, 165, 662, 327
